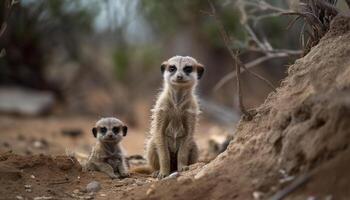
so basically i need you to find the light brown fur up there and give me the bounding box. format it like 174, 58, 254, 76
146, 56, 204, 179
85, 117, 129, 179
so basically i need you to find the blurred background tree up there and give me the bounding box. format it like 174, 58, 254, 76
1, 0, 346, 126
0, 0, 98, 96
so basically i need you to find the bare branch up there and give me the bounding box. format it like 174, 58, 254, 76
0, 0, 17, 53
208, 0, 252, 119
0, 23, 7, 38
268, 174, 311, 200
214, 51, 302, 91
346, 0, 350, 9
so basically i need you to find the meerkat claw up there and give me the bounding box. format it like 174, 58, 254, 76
119, 172, 130, 178
157, 172, 168, 179
178, 166, 189, 172
152, 171, 159, 178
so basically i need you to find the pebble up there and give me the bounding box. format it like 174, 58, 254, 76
122, 178, 135, 185
33, 141, 43, 148
146, 184, 156, 196
73, 189, 80, 194
86, 181, 101, 193
24, 184, 32, 193
163, 172, 179, 180
33, 196, 53, 200
135, 180, 144, 186
252, 191, 264, 200
16, 196, 24, 200
24, 185, 32, 189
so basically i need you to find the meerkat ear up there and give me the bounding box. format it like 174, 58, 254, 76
122, 126, 128, 136
92, 127, 97, 138
161, 61, 167, 74
197, 63, 205, 79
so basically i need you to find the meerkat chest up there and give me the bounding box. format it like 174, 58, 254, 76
164, 109, 194, 152
165, 110, 187, 137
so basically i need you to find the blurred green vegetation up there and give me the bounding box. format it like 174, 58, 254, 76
113, 49, 129, 81
137, 0, 299, 53
0, 0, 308, 108
0, 0, 99, 91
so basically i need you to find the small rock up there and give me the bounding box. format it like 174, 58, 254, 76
252, 191, 264, 200
33, 196, 53, 200
86, 181, 101, 193
33, 139, 48, 149
73, 189, 80, 194
279, 175, 295, 183
163, 172, 178, 180
24, 185, 31, 189
307, 196, 316, 200
146, 184, 156, 196
100, 193, 106, 197
30, 174, 36, 179
16, 196, 24, 200
0, 87, 55, 116
122, 178, 135, 185
135, 180, 143, 186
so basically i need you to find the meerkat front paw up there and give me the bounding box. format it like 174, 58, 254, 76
119, 172, 130, 178
152, 170, 159, 178
109, 173, 120, 179
178, 165, 189, 172
157, 172, 169, 179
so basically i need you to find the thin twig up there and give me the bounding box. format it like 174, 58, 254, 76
0, 0, 16, 38
346, 0, 350, 9
208, 0, 251, 118
48, 180, 72, 185
214, 52, 300, 91
268, 173, 311, 200
208, 0, 280, 119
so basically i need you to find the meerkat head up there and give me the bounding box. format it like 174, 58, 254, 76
161, 56, 204, 88
92, 117, 128, 143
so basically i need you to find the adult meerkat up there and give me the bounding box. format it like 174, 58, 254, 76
146, 56, 204, 179
85, 117, 129, 179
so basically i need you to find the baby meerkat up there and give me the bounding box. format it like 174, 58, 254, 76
85, 117, 129, 179
146, 55, 204, 179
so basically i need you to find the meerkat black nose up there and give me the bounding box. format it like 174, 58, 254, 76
177, 75, 183, 80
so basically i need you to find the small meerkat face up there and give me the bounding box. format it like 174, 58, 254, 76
161, 56, 204, 88
92, 117, 128, 143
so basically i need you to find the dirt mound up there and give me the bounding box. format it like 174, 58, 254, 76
122, 15, 350, 200
0, 152, 83, 199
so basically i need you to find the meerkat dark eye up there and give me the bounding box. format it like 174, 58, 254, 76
100, 127, 107, 134
112, 126, 120, 134
168, 65, 177, 73
183, 66, 193, 74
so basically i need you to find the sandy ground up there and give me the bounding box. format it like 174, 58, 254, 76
0, 115, 226, 200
